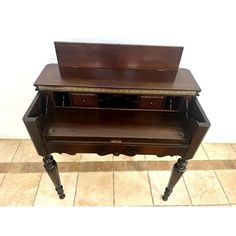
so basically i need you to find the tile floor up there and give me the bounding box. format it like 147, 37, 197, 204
0, 139, 235, 207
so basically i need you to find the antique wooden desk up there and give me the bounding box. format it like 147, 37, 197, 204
23, 42, 210, 200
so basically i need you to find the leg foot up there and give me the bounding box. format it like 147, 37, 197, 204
162, 158, 188, 201
43, 155, 65, 199
56, 185, 66, 199
162, 187, 172, 201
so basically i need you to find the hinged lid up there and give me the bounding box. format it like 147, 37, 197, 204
54, 42, 183, 77
34, 42, 201, 95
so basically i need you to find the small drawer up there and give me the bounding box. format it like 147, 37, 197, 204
138, 96, 164, 109
70, 93, 97, 107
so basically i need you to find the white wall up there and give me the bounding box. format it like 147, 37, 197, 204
0, 0, 235, 142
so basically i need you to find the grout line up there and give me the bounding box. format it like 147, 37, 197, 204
73, 171, 80, 207
32, 172, 43, 206
73, 153, 82, 206
182, 175, 193, 206
201, 144, 209, 160
73, 157, 82, 207
147, 171, 154, 206
0, 173, 6, 188
213, 170, 231, 206
10, 139, 22, 162
145, 155, 154, 206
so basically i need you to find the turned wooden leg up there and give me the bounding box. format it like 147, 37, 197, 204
43, 155, 65, 199
162, 157, 188, 201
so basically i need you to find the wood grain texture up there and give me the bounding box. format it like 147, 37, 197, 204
55, 42, 183, 71
34, 64, 201, 94
44, 108, 189, 144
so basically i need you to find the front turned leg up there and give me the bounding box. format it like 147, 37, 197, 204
162, 158, 188, 201
43, 155, 65, 199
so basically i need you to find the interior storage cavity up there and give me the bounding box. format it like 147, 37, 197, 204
164, 96, 183, 110
98, 94, 138, 109
54, 92, 70, 106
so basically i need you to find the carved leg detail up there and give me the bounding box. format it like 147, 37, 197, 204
162, 158, 188, 201
43, 155, 65, 199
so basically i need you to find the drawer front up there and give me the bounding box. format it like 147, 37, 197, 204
139, 96, 164, 109
71, 93, 97, 107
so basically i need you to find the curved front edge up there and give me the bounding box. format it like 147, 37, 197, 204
45, 142, 188, 158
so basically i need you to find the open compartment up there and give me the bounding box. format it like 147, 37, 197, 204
98, 94, 138, 109
54, 92, 70, 106
23, 93, 210, 157
163, 96, 184, 111
44, 108, 190, 144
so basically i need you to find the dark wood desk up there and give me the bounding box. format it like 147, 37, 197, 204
23, 42, 210, 201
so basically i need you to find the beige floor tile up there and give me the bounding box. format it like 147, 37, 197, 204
146, 155, 177, 161
75, 172, 113, 206
148, 171, 191, 206
52, 153, 81, 162
203, 143, 236, 160
80, 153, 113, 172
193, 145, 208, 160
184, 170, 229, 205
232, 144, 236, 152
34, 172, 78, 206
0, 139, 20, 162
114, 154, 145, 161
215, 170, 236, 204
80, 153, 113, 162
12, 139, 41, 162
113, 154, 146, 171
114, 171, 152, 206
0, 173, 41, 206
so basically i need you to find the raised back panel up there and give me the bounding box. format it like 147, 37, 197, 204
55, 42, 183, 78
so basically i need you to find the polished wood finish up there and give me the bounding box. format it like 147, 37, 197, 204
162, 158, 188, 201
23, 42, 210, 200
43, 155, 65, 199
139, 95, 164, 109
55, 42, 183, 72
70, 93, 98, 107
45, 109, 189, 143
34, 64, 201, 95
